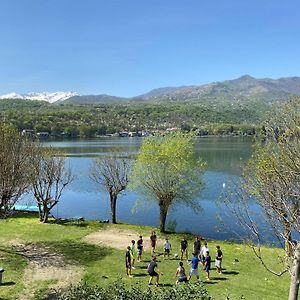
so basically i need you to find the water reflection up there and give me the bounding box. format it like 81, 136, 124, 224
24, 137, 262, 241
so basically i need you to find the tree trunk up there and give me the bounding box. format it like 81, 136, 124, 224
289, 243, 300, 300
110, 193, 117, 224
159, 204, 168, 233
43, 211, 49, 223
38, 203, 43, 222
41, 203, 49, 223
284, 224, 293, 257
0, 192, 10, 217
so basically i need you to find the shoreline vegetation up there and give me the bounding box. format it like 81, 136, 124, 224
0, 99, 262, 139
0, 214, 290, 300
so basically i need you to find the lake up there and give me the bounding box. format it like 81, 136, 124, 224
22, 136, 273, 242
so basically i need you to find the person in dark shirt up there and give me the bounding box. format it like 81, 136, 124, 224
215, 245, 223, 274
193, 236, 201, 256
125, 246, 132, 277
180, 237, 188, 261
203, 251, 211, 280
148, 256, 162, 286
137, 235, 143, 262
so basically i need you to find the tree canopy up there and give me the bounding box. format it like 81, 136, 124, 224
0, 99, 263, 137
130, 132, 206, 232
0, 124, 36, 217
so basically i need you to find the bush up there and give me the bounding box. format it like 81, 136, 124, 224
57, 280, 212, 300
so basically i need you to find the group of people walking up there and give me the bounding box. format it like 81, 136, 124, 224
125, 231, 223, 285
174, 236, 223, 282
125, 236, 144, 277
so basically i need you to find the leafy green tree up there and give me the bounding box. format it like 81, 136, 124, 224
130, 132, 206, 232
0, 124, 37, 217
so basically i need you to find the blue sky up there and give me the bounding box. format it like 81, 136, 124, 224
0, 0, 299, 97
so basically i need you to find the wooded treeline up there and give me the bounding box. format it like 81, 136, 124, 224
0, 99, 267, 137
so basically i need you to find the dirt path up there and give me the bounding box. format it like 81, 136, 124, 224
7, 229, 164, 298
83, 228, 164, 250
12, 242, 83, 300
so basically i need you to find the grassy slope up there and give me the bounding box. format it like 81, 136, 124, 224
0, 216, 290, 300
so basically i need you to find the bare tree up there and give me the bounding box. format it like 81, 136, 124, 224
223, 97, 300, 300
90, 153, 130, 224
224, 180, 299, 300
0, 124, 37, 217
244, 145, 300, 257
31, 149, 74, 223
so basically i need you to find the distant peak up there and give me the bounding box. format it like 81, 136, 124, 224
237, 75, 256, 80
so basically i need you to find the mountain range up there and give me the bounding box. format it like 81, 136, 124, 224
136, 75, 300, 102
0, 91, 78, 103
1, 75, 300, 104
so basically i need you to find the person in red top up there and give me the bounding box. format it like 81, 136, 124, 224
137, 235, 143, 262
150, 231, 157, 254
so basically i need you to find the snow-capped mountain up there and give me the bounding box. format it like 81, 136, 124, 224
0, 91, 78, 103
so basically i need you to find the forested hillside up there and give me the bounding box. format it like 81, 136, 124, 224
0, 99, 270, 137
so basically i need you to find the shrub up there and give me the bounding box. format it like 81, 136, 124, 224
57, 280, 212, 300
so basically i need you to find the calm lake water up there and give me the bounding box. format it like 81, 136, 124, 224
22, 137, 274, 242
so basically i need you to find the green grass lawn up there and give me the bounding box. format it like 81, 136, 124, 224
0, 214, 290, 300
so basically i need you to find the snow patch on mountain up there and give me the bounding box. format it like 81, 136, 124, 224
0, 91, 78, 103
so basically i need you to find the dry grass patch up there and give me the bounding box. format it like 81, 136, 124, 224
12, 242, 83, 300
83, 227, 164, 250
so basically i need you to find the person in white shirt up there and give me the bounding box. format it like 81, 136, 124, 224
163, 238, 172, 258
200, 242, 209, 264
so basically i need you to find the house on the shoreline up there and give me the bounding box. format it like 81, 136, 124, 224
21, 129, 34, 137
36, 132, 50, 139
119, 131, 129, 137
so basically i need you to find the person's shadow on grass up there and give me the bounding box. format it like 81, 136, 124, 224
0, 281, 15, 286
203, 281, 218, 285
133, 273, 147, 277
160, 283, 173, 287
211, 277, 228, 281
137, 265, 148, 269
222, 271, 239, 275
